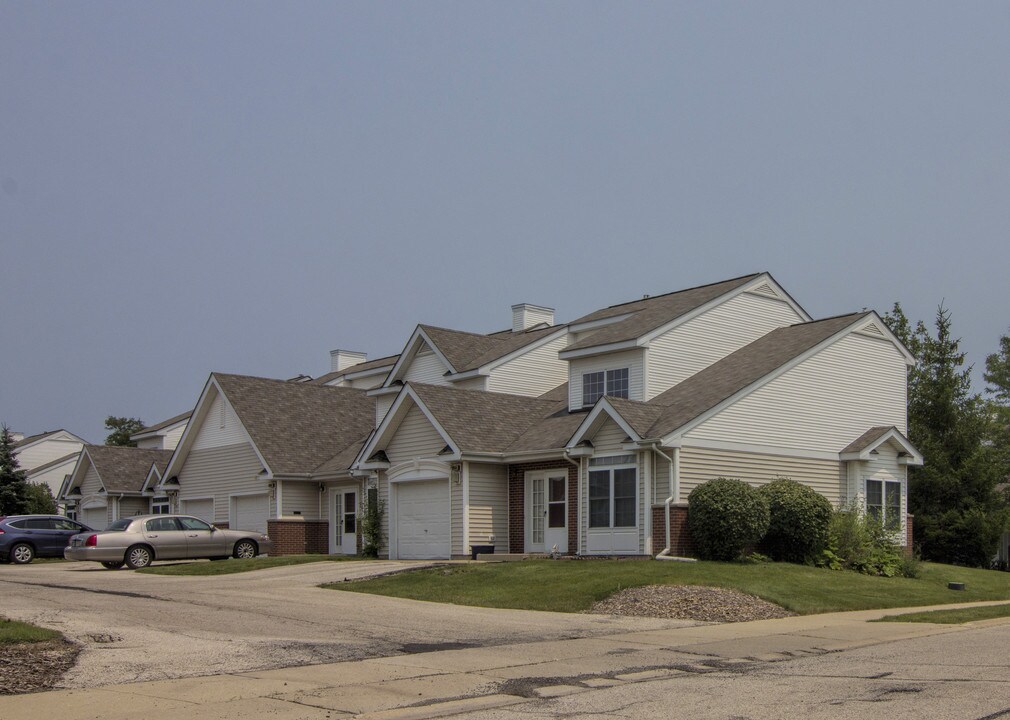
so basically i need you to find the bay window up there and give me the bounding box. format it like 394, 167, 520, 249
865, 479, 902, 531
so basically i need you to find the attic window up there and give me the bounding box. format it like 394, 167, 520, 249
582, 368, 629, 406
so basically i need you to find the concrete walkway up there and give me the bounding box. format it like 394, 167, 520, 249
5, 599, 1009, 720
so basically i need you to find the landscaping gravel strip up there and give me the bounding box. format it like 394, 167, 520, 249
0, 640, 80, 695
588, 585, 795, 623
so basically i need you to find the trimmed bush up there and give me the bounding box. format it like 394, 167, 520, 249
757, 478, 832, 564
688, 478, 770, 561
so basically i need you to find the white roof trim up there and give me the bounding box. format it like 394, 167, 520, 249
567, 397, 643, 449
140, 463, 163, 494
353, 384, 460, 468
62, 448, 101, 500
163, 376, 273, 481
855, 313, 916, 365
661, 314, 871, 443
840, 428, 923, 466
382, 326, 457, 388
14, 430, 86, 454
558, 339, 641, 360
130, 418, 189, 442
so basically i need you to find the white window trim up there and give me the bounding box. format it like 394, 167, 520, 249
582, 367, 630, 407
863, 477, 904, 534
587, 456, 639, 531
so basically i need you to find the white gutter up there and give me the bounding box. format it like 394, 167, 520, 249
650, 444, 693, 562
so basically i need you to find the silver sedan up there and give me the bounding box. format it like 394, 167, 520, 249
65, 514, 273, 569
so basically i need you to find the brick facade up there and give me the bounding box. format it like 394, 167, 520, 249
267, 519, 329, 555
507, 461, 579, 554
905, 513, 914, 557
651, 503, 693, 557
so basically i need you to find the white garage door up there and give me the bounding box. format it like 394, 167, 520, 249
82, 505, 107, 530
181, 499, 214, 523
232, 494, 269, 534
396, 480, 450, 560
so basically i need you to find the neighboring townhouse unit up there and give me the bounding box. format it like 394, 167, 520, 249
60, 446, 174, 529
162, 373, 375, 554
130, 411, 192, 450
166, 271, 921, 558
13, 430, 87, 505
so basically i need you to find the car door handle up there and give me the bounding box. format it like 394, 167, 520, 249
187, 534, 198, 538
148, 534, 159, 538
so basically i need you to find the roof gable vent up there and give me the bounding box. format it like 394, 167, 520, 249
749, 282, 779, 298
511, 303, 554, 333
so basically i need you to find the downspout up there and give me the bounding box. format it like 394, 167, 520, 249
652, 444, 692, 562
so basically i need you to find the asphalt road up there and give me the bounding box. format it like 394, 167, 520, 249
0, 560, 694, 688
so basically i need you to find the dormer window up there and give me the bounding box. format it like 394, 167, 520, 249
582, 368, 629, 406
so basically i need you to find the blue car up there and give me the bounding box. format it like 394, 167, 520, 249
0, 515, 93, 564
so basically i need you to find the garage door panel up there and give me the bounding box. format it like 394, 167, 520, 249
82, 505, 108, 531
396, 480, 449, 560
181, 499, 214, 523
233, 494, 269, 534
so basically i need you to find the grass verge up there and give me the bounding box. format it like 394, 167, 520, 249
0, 618, 61, 644
333, 559, 1010, 615
138, 554, 364, 576
875, 603, 1010, 624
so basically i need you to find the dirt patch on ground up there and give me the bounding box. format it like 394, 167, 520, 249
0, 639, 81, 695
588, 585, 795, 623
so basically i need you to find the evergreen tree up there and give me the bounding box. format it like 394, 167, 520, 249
104, 416, 145, 447
0, 425, 31, 515
984, 329, 1010, 475
883, 304, 1008, 566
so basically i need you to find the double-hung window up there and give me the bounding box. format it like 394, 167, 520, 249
582, 368, 630, 407
588, 455, 637, 529
865, 479, 902, 531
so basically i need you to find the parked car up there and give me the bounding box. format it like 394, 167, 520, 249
64, 514, 273, 569
0, 515, 94, 564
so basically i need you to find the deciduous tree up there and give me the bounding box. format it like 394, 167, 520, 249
104, 416, 145, 447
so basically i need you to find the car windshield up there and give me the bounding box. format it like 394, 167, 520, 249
105, 519, 133, 532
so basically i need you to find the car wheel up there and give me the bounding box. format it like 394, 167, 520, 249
233, 540, 257, 559
10, 543, 34, 565
125, 545, 153, 569
101, 561, 125, 570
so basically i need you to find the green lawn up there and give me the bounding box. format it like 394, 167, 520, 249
0, 618, 61, 644
333, 560, 1010, 615
138, 554, 363, 576
876, 603, 1010, 624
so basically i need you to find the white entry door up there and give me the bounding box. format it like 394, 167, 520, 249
527, 472, 568, 553
334, 490, 357, 555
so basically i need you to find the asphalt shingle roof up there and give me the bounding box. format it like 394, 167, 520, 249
84, 445, 174, 493
213, 373, 375, 476
565, 274, 762, 353
419, 324, 562, 373
132, 411, 192, 437
310, 354, 400, 385
840, 426, 900, 454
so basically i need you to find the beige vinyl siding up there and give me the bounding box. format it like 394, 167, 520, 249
193, 394, 247, 450
280, 480, 324, 520
652, 451, 670, 503
15, 436, 84, 471
29, 457, 78, 500
466, 463, 508, 552
375, 394, 396, 426
686, 333, 908, 452
646, 292, 803, 399
80, 462, 104, 498
376, 472, 390, 557
452, 377, 488, 391
163, 424, 187, 451
679, 445, 846, 505
590, 419, 630, 454
568, 348, 645, 410
404, 347, 451, 386
451, 473, 463, 557
487, 334, 569, 397
385, 406, 448, 463
118, 497, 148, 519
177, 442, 266, 526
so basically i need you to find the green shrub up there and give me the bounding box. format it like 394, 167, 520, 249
757, 477, 833, 564
360, 492, 385, 559
818, 505, 904, 577
688, 478, 770, 561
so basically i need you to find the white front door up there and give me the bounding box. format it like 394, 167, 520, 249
334, 490, 357, 555
527, 471, 568, 553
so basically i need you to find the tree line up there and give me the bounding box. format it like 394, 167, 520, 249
883, 304, 1010, 567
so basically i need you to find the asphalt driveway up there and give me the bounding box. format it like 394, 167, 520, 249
0, 560, 696, 688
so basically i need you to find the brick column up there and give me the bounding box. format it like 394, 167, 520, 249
508, 461, 579, 554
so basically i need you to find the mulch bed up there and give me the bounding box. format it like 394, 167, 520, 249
588, 585, 795, 623
0, 640, 81, 695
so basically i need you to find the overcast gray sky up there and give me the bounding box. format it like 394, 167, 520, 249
2, 2, 1008, 444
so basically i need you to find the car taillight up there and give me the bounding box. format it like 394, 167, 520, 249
85, 534, 98, 547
